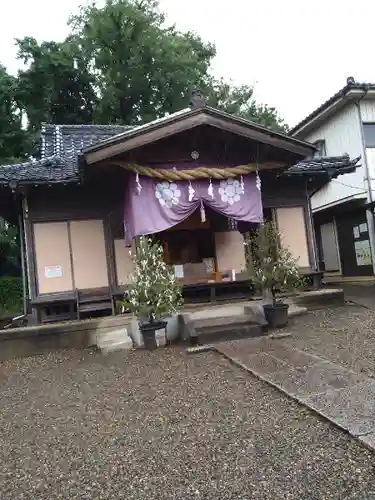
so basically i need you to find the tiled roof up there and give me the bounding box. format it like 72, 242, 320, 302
284, 155, 361, 179
290, 80, 375, 136
0, 124, 131, 185
0, 122, 361, 186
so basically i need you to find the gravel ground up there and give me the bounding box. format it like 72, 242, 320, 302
1, 347, 375, 499
279, 305, 375, 377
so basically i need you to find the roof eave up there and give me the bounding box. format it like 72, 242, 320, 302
83, 107, 315, 165
291, 88, 375, 138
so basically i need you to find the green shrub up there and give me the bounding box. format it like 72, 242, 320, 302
0, 276, 23, 314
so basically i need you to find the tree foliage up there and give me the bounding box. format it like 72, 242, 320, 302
0, 217, 20, 276
207, 79, 288, 132
0, 0, 287, 165
68, 0, 216, 124
16, 37, 98, 130
0, 65, 31, 165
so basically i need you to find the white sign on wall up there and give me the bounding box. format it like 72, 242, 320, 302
44, 265, 63, 278
173, 265, 184, 278
354, 240, 372, 267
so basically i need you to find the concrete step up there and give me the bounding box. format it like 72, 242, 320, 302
97, 327, 133, 354
184, 313, 264, 345
99, 339, 133, 355
193, 313, 254, 331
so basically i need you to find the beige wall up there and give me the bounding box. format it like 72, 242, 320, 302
33, 219, 109, 294
70, 220, 109, 289
33, 222, 73, 294
214, 231, 246, 272
276, 207, 310, 268
114, 239, 135, 285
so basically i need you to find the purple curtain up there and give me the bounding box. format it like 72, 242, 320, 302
124, 166, 263, 245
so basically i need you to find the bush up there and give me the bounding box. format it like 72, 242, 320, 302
245, 222, 302, 305
124, 237, 183, 323
0, 276, 23, 314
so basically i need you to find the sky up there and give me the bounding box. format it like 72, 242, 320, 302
1, 0, 375, 127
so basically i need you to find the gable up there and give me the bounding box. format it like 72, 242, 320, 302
83, 107, 315, 165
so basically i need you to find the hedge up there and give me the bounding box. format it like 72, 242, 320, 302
0, 276, 23, 314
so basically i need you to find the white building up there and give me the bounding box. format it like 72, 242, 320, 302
290, 78, 375, 277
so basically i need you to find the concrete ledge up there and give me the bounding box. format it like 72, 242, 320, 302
293, 288, 344, 309
0, 315, 132, 360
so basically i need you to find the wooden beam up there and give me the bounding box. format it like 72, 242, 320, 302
85, 114, 207, 164
206, 116, 312, 157
84, 109, 313, 165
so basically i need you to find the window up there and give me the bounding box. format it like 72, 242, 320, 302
363, 123, 375, 148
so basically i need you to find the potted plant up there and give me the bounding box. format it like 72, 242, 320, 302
124, 236, 183, 350
246, 222, 302, 328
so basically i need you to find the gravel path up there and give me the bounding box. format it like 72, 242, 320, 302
279, 305, 375, 378
1, 347, 375, 499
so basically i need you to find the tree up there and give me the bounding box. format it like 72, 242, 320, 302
68, 0, 216, 124
10, 0, 287, 145
207, 79, 288, 132
16, 37, 98, 131
0, 65, 31, 165
246, 222, 301, 306
0, 217, 20, 275
125, 236, 182, 322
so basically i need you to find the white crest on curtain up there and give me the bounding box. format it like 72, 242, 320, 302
218, 179, 243, 205
155, 181, 181, 208
240, 175, 245, 194
188, 180, 195, 202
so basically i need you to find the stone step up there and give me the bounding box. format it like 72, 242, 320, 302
194, 314, 258, 333
99, 330, 129, 344
183, 313, 264, 345
198, 323, 263, 344
99, 339, 133, 355
96, 327, 133, 354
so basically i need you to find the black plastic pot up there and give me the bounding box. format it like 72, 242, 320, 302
263, 303, 289, 328
139, 321, 167, 350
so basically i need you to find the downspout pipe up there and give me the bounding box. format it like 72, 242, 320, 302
355, 84, 375, 274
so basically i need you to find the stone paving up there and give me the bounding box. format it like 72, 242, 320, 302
341, 283, 375, 310
215, 337, 375, 450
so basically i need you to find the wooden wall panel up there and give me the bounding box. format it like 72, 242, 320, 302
214, 231, 246, 272
70, 220, 109, 289
114, 239, 135, 285
33, 222, 73, 294
276, 207, 310, 268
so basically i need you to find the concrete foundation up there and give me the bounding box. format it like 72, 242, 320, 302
0, 288, 343, 360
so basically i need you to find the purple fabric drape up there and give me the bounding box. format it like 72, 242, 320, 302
124, 166, 263, 245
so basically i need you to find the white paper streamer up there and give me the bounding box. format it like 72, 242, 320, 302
208, 178, 214, 198
136, 172, 142, 194
240, 175, 245, 194
200, 200, 206, 223
188, 180, 195, 202
256, 171, 261, 191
